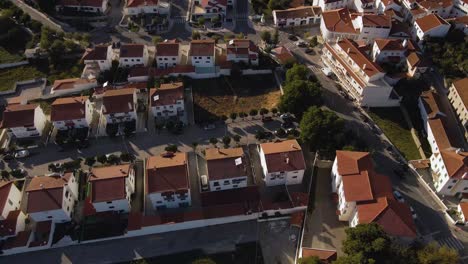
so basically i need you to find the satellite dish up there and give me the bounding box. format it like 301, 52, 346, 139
153, 95, 159, 101
235, 157, 242, 166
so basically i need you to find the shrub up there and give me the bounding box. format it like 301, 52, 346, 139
165, 144, 178, 153
230, 112, 238, 120
249, 109, 258, 116
222, 136, 231, 147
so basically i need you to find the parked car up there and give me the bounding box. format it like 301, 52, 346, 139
275, 128, 287, 137
393, 190, 405, 203
288, 34, 298, 41
263, 131, 274, 139
296, 41, 307, 48
203, 124, 216, 130
410, 206, 417, 219
14, 150, 30, 159
305, 48, 315, 54
2, 154, 14, 161
280, 113, 292, 120
281, 121, 294, 129
262, 116, 273, 122
200, 175, 209, 191
287, 128, 300, 137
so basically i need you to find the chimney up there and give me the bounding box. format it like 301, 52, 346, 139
128, 102, 132, 110
346, 48, 351, 54
120, 168, 125, 174
291, 144, 297, 149
402, 39, 408, 48
40, 184, 44, 189
456, 148, 461, 154
285, 157, 290, 164
362, 64, 366, 70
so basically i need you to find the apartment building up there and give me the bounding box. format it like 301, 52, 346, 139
272, 6, 322, 27
413, 14, 450, 42
372, 38, 406, 63
0, 104, 47, 139
189, 40, 216, 67
205, 148, 248, 191
119, 44, 150, 68
322, 38, 400, 107
101, 88, 137, 136
156, 40, 180, 69
149, 82, 185, 121
448, 78, 468, 140
50, 96, 93, 131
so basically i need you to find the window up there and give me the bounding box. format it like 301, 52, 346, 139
8, 199, 13, 206
172, 58, 176, 60
216, 187, 221, 190
292, 176, 297, 178
213, 182, 220, 186
65, 190, 69, 198
124, 59, 128, 61
448, 186, 453, 189
106, 201, 112, 204
156, 201, 162, 204
109, 206, 115, 209
233, 185, 238, 188
47, 216, 53, 219
67, 206, 70, 211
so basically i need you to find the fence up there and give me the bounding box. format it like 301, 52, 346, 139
0, 61, 29, 69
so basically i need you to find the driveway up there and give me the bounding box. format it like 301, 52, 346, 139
302, 166, 347, 255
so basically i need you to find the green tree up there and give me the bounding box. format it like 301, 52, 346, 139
233, 134, 241, 144
273, 29, 279, 44
197, 17, 206, 26
260, 30, 271, 44
211, 16, 220, 24
192, 258, 216, 264
260, 108, 269, 115
192, 142, 199, 151
85, 157, 96, 167
152, 35, 163, 45
222, 135, 231, 147
97, 155, 107, 164
230, 112, 238, 120
236, 32, 245, 39
249, 109, 258, 117
309, 36, 318, 47
209, 137, 218, 147
278, 80, 322, 118
49, 39, 65, 65
286, 64, 309, 82
417, 242, 459, 264
267, 0, 289, 10
192, 31, 201, 40
299, 106, 344, 152
40, 26, 53, 50
165, 144, 178, 153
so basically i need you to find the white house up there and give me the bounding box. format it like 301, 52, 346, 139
419, 91, 468, 196
146, 152, 191, 210
0, 103, 47, 139
226, 39, 259, 65
321, 8, 359, 41
25, 174, 78, 223
352, 0, 375, 13
51, 78, 98, 96
55, 0, 109, 13
452, 0, 468, 17
317, 0, 350, 11
82, 45, 113, 71
0, 181, 22, 221
356, 14, 392, 41
149, 82, 185, 120
119, 44, 150, 68
447, 16, 468, 35
125, 0, 171, 15
192, 0, 228, 21
156, 40, 180, 69
458, 202, 468, 224
272, 6, 322, 27
406, 50, 430, 78
51, 96, 93, 131
88, 164, 135, 213
101, 88, 137, 136
372, 38, 406, 63
205, 147, 248, 191
331, 151, 417, 238
322, 38, 400, 107
448, 78, 468, 140
189, 40, 216, 68
258, 140, 306, 186
413, 14, 450, 43
376, 0, 402, 13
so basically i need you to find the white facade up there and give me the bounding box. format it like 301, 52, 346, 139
190, 55, 215, 67
320, 18, 359, 41
322, 41, 400, 107
148, 190, 192, 210
28, 175, 79, 223
414, 19, 450, 42
258, 147, 305, 186
56, 0, 109, 13
83, 46, 113, 71
104, 111, 137, 125
125, 2, 170, 15
52, 100, 94, 131
0, 183, 22, 220
453, 0, 468, 16
448, 79, 468, 140
371, 41, 406, 63
330, 158, 357, 222
8, 107, 47, 139
92, 169, 135, 213
318, 0, 349, 11
209, 176, 248, 191
156, 55, 179, 69
272, 7, 321, 27
430, 152, 468, 195
151, 100, 184, 118
355, 15, 391, 41
119, 46, 150, 68
376, 0, 402, 12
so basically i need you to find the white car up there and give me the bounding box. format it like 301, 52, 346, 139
393, 190, 405, 203
410, 206, 417, 219
14, 150, 30, 159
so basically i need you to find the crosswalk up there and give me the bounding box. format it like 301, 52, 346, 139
436, 235, 464, 252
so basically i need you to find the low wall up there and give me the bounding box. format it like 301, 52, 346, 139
0, 77, 46, 96
242, 69, 272, 75
0, 61, 28, 69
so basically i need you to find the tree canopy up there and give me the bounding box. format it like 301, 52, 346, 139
278, 80, 322, 118
286, 64, 309, 82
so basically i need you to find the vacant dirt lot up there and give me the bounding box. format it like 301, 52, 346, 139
192, 74, 281, 123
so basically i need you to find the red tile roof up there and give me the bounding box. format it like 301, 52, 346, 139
302, 248, 337, 263
374, 38, 405, 51
156, 42, 179, 57
226, 39, 259, 55
189, 40, 215, 57
127, 0, 158, 7
26, 175, 72, 213
82, 45, 109, 61
336, 39, 384, 78
89, 164, 132, 203
274, 6, 321, 20
51, 96, 88, 122
102, 88, 135, 114
146, 152, 190, 193
272, 46, 295, 64
120, 44, 145, 58
416, 14, 449, 33
440, 150, 468, 179
452, 78, 468, 108
0, 104, 37, 129
460, 202, 468, 218
205, 148, 247, 181
361, 14, 391, 28
260, 140, 306, 173
149, 82, 184, 107
373, 198, 417, 238
322, 8, 356, 34
2, 231, 31, 249
0, 210, 21, 237
52, 78, 94, 91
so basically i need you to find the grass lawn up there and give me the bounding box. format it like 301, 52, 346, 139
0, 66, 44, 91
192, 74, 281, 123
368, 107, 421, 160
0, 47, 24, 64
126, 242, 264, 264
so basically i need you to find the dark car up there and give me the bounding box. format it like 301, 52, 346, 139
264, 131, 274, 139
305, 48, 315, 54
288, 35, 298, 41
281, 121, 294, 129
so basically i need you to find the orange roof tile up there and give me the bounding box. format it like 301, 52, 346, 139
416, 14, 449, 33
440, 150, 468, 179
322, 8, 356, 34
452, 78, 468, 108
146, 152, 190, 193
